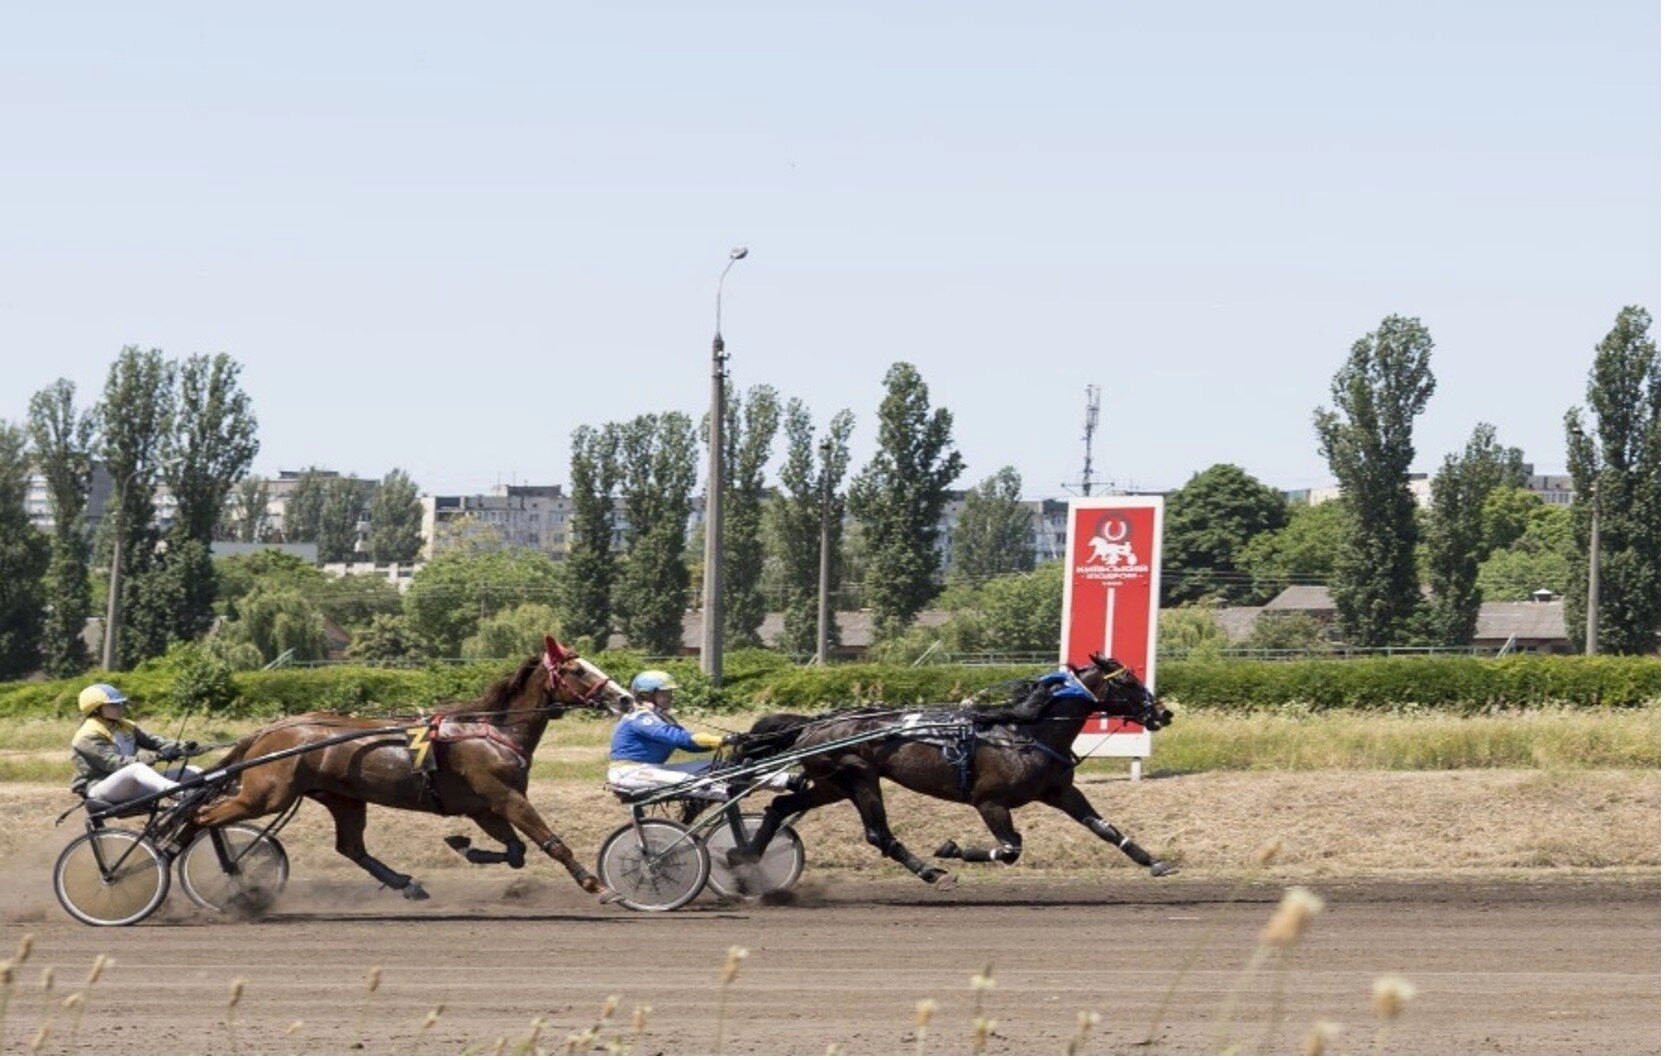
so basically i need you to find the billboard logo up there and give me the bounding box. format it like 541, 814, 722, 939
1085, 514, 1138, 568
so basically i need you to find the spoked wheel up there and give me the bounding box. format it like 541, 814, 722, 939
177, 825, 290, 917
703, 813, 805, 899
597, 819, 710, 912
54, 828, 171, 927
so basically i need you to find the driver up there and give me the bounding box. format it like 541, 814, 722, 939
607, 671, 800, 799
71, 683, 202, 804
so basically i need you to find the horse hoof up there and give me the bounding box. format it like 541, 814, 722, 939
444, 835, 471, 854
934, 840, 962, 859
1150, 860, 1178, 878
403, 882, 431, 900
930, 872, 958, 892
597, 886, 624, 905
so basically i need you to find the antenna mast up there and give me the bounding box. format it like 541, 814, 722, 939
1080, 384, 1100, 497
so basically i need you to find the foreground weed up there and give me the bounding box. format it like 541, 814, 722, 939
1065, 1009, 1101, 1055
25, 1020, 47, 1055
714, 945, 748, 1053
63, 953, 109, 1053
1370, 975, 1416, 1053
605, 1003, 651, 1055
1213, 886, 1324, 1054
1138, 840, 1284, 1049
969, 963, 996, 1055
564, 994, 617, 1054
1301, 1020, 1344, 1055
226, 977, 247, 1053
913, 998, 938, 1055
352, 965, 382, 1050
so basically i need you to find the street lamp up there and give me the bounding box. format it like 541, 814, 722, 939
101, 457, 179, 671
816, 437, 832, 665
701, 246, 748, 685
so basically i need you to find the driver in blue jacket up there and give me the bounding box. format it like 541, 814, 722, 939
608, 671, 800, 799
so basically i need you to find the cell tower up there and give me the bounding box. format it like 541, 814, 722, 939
1080, 384, 1100, 497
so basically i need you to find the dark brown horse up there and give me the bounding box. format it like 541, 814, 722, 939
190, 637, 629, 901
727, 654, 1175, 889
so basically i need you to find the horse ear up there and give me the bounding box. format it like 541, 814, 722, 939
544, 635, 573, 662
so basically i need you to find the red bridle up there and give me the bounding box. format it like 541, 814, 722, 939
540, 639, 614, 710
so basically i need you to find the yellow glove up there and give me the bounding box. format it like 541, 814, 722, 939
692, 733, 723, 750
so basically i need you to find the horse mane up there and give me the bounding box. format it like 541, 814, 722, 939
460, 655, 542, 719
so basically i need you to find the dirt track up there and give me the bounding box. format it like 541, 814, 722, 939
0, 872, 1656, 1055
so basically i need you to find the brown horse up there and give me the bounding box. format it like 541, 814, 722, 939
727, 654, 1175, 889
189, 637, 629, 901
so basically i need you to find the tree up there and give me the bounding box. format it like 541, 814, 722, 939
0, 422, 49, 677
1244, 612, 1330, 653
368, 469, 424, 563
27, 379, 96, 676
614, 413, 698, 656
462, 602, 564, 659
215, 549, 327, 611
715, 385, 780, 647
1476, 504, 1574, 601
1157, 604, 1231, 659
1313, 315, 1436, 646
404, 547, 563, 657
222, 586, 330, 663
1480, 487, 1544, 557
562, 425, 621, 648
1424, 425, 1520, 645
311, 573, 403, 630
317, 476, 369, 563
1565, 305, 1661, 654
951, 467, 1035, 583
1161, 464, 1289, 606
848, 363, 965, 640
163, 353, 259, 544
283, 468, 326, 542
232, 476, 270, 543
1239, 500, 1346, 600
347, 613, 430, 665
767, 401, 855, 656
122, 537, 218, 663
96, 347, 176, 667
972, 563, 1063, 652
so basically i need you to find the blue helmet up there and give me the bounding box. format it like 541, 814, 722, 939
629, 670, 679, 696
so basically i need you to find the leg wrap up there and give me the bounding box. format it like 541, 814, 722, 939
539, 835, 571, 859
354, 854, 411, 889
1086, 817, 1155, 867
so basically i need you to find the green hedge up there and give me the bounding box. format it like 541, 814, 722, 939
0, 653, 1654, 721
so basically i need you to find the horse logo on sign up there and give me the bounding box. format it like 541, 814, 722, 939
1085, 515, 1139, 568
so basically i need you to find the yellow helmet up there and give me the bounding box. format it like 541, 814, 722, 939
78, 683, 129, 715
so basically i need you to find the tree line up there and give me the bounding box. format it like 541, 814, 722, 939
0, 305, 1654, 680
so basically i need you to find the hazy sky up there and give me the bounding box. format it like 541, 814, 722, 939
2, 2, 1658, 499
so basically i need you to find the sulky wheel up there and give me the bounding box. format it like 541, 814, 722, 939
702, 813, 805, 900
596, 819, 711, 912
177, 824, 290, 917
54, 828, 171, 927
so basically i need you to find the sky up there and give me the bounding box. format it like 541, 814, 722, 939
1, 2, 1658, 500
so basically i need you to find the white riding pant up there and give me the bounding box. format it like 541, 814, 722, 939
88, 762, 202, 804
608, 761, 798, 800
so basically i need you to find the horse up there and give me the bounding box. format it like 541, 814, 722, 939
188, 636, 630, 902
726, 654, 1175, 889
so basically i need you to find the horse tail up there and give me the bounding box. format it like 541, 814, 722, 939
209, 731, 264, 771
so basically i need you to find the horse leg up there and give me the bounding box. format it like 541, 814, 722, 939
728, 781, 845, 866
848, 775, 956, 890
1040, 784, 1176, 876
313, 793, 431, 899
935, 801, 1024, 865
481, 786, 614, 901
445, 811, 527, 869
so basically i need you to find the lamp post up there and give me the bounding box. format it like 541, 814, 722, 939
816, 437, 832, 665
701, 246, 748, 685
101, 459, 176, 671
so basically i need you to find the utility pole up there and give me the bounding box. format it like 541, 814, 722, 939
1081, 384, 1100, 497
1586, 477, 1600, 655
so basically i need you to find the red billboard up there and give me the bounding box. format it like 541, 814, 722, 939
1060, 496, 1164, 763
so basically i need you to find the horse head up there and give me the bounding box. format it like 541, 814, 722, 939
539, 636, 632, 717
1081, 653, 1174, 731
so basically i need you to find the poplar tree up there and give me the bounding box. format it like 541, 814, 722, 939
849, 363, 965, 640
0, 422, 49, 677
27, 380, 96, 676
1313, 316, 1436, 647
95, 347, 175, 666
233, 476, 270, 543
562, 425, 621, 648
1565, 305, 1661, 654
951, 467, 1035, 584
368, 469, 424, 563
614, 413, 698, 655
716, 384, 780, 646
768, 401, 855, 656
1424, 424, 1522, 645
283, 468, 326, 542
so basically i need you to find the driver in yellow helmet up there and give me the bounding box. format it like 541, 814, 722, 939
71, 683, 202, 804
